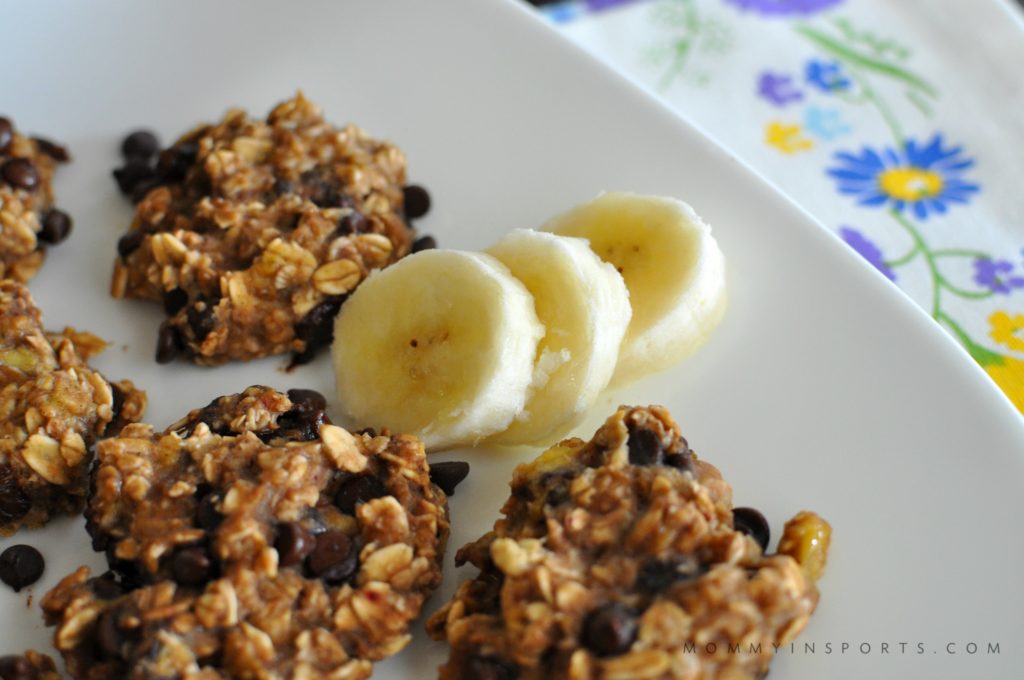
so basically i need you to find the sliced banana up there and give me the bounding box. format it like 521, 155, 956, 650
332, 249, 543, 450
486, 229, 631, 445
544, 192, 726, 384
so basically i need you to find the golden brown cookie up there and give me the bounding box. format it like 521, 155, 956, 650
0, 649, 61, 680
0, 281, 145, 534
110, 93, 423, 365
428, 405, 831, 680
0, 116, 72, 282
45, 386, 449, 679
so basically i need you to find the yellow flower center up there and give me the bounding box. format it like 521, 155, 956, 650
878, 167, 943, 202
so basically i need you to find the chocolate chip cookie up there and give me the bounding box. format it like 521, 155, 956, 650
109, 93, 423, 365
44, 386, 449, 679
427, 405, 831, 680
0, 117, 72, 282
0, 650, 61, 680
0, 281, 146, 534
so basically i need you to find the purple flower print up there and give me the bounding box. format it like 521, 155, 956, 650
724, 0, 843, 16
840, 227, 896, 281
974, 259, 1024, 295
585, 0, 638, 9
758, 72, 803, 107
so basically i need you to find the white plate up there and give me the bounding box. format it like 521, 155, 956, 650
4, 1, 1023, 678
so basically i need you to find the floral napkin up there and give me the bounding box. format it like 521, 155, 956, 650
535, 0, 1024, 414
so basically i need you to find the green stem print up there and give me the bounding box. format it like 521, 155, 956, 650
849, 70, 904, 146
656, 0, 699, 92
800, 18, 1022, 407
883, 242, 919, 268
646, 0, 731, 92
795, 25, 938, 101
889, 210, 991, 315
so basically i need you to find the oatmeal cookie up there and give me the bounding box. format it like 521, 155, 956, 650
110, 93, 421, 365
0, 117, 72, 282
0, 650, 61, 680
0, 281, 146, 534
427, 405, 831, 680
44, 386, 449, 679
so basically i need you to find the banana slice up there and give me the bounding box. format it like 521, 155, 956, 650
486, 229, 631, 445
544, 192, 726, 384
332, 250, 543, 450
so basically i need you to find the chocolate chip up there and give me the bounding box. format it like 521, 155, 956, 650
429, 461, 470, 496
0, 118, 12, 154
90, 573, 125, 600
265, 410, 325, 442
187, 301, 216, 340
356, 427, 377, 438
275, 522, 316, 567
664, 449, 694, 474
335, 475, 388, 514
733, 507, 770, 552
163, 288, 189, 316
272, 177, 294, 196
0, 467, 30, 524
544, 486, 570, 506
0, 655, 37, 680
337, 211, 368, 235
287, 350, 316, 368
156, 141, 198, 182
187, 169, 212, 198
412, 235, 437, 253
32, 136, 69, 162
155, 324, 184, 364
95, 607, 127, 660
299, 167, 351, 208
171, 546, 215, 587
104, 545, 146, 591
39, 209, 72, 244
103, 383, 131, 437
626, 426, 663, 466
295, 297, 345, 351
287, 388, 327, 412
121, 130, 160, 160
290, 296, 348, 366
307, 530, 358, 583
84, 507, 109, 552
464, 657, 516, 680
636, 557, 702, 594
510, 481, 535, 503
1, 158, 38, 191
402, 185, 431, 219
195, 493, 223, 531
266, 390, 328, 442
117, 230, 145, 259
582, 603, 638, 657
0, 545, 44, 592
112, 158, 156, 195
109, 383, 126, 426
281, 212, 303, 231
130, 176, 162, 204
